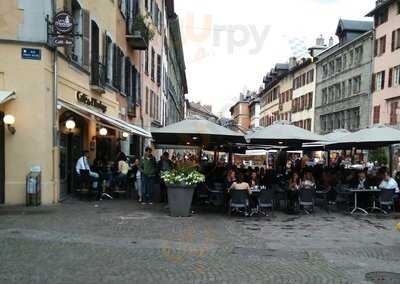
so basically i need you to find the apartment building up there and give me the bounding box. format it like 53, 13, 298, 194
291, 58, 317, 131
230, 92, 252, 131
314, 19, 374, 134
367, 0, 400, 127
0, 0, 186, 205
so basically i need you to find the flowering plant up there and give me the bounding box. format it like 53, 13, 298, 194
161, 165, 205, 187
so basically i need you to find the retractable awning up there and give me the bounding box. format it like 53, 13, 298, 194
0, 91, 16, 104
58, 99, 151, 138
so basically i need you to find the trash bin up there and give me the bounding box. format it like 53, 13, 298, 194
26, 169, 41, 207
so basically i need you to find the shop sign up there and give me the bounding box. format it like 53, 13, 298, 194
53, 36, 74, 47
21, 48, 41, 60
54, 11, 74, 34
76, 92, 107, 113
52, 11, 74, 47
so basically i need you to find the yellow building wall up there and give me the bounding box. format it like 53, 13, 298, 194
0, 43, 54, 205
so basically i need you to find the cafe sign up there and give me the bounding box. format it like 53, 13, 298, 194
54, 11, 74, 34
76, 92, 107, 113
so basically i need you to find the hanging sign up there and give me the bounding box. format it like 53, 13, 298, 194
54, 11, 74, 34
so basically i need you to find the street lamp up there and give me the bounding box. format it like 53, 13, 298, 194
99, 127, 108, 136
3, 114, 16, 135
65, 119, 76, 132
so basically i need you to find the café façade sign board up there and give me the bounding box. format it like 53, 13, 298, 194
76, 92, 107, 113
54, 11, 74, 34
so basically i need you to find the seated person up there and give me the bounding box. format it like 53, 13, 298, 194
248, 171, 260, 187
301, 171, 316, 190
75, 150, 100, 194
321, 171, 337, 204
229, 174, 252, 196
379, 170, 399, 194
352, 171, 370, 189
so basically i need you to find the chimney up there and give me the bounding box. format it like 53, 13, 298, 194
288, 57, 297, 69
329, 36, 334, 47
316, 35, 325, 46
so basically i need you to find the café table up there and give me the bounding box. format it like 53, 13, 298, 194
346, 188, 381, 215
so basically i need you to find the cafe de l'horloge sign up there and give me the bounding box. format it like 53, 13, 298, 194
52, 11, 75, 47
76, 92, 107, 113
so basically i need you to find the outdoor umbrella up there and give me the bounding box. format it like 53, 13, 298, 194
246, 121, 326, 148
151, 119, 246, 147
325, 124, 400, 150
302, 129, 351, 150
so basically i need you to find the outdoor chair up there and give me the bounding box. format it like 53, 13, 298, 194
229, 190, 250, 217
209, 182, 225, 207
77, 170, 93, 200
258, 188, 274, 216
375, 189, 395, 215
194, 182, 209, 205
299, 187, 315, 215
272, 183, 287, 210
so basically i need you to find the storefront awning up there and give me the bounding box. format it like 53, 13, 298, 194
58, 99, 151, 138
0, 91, 16, 104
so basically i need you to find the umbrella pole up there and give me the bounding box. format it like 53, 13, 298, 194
327, 150, 331, 168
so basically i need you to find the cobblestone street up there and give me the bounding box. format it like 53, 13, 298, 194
0, 200, 399, 284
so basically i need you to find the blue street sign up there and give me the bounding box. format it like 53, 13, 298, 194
21, 48, 41, 60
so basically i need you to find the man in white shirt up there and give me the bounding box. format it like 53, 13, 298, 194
379, 171, 399, 194
76, 151, 99, 188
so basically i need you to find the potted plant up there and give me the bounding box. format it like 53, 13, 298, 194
161, 166, 205, 217
129, 14, 155, 48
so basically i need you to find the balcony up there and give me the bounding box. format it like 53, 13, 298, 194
90, 59, 106, 94
126, 15, 153, 50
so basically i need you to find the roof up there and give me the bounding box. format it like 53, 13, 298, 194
336, 19, 373, 36
366, 0, 395, 16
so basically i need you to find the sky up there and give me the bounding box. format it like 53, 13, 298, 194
174, 0, 376, 117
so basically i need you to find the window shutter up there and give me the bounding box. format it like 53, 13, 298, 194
392, 30, 396, 52
374, 40, 378, 57
112, 44, 117, 87
117, 48, 123, 91
137, 72, 141, 104
381, 71, 385, 90
125, 58, 131, 96
371, 73, 376, 92
63, 0, 73, 58
82, 10, 90, 70
389, 68, 393, 88
103, 33, 109, 78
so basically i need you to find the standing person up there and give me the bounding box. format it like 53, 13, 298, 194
76, 151, 100, 196
287, 172, 301, 214
140, 147, 157, 205
158, 152, 173, 203
131, 158, 142, 202
116, 152, 130, 191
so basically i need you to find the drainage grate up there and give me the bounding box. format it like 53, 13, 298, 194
365, 272, 400, 284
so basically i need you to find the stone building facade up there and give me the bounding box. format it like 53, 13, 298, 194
314, 19, 374, 134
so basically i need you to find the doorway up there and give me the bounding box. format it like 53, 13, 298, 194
0, 112, 4, 204
59, 112, 85, 199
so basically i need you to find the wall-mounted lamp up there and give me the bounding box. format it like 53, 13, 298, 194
3, 114, 16, 135
99, 127, 108, 136
122, 132, 129, 139
65, 119, 76, 132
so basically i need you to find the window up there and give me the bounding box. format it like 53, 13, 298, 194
322, 65, 328, 79
150, 90, 153, 117
343, 54, 347, 69
374, 8, 388, 27
341, 81, 346, 99
145, 48, 149, 75
373, 105, 380, 124
349, 50, 354, 66
376, 36, 386, 56
69, 1, 90, 68
105, 36, 113, 84
113, 46, 123, 91
145, 87, 149, 114
375, 71, 385, 91
391, 28, 400, 51
398, 0, 400, 14
156, 54, 161, 86
151, 48, 155, 82
393, 65, 400, 87
348, 79, 352, 96
353, 76, 361, 94
355, 46, 363, 63
329, 61, 335, 76
336, 57, 342, 72
390, 102, 399, 125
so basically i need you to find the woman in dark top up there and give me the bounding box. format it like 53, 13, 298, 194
287, 172, 301, 213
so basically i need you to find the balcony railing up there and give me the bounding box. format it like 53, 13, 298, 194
90, 59, 106, 94
126, 15, 151, 50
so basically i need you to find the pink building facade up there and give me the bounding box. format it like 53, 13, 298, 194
368, 0, 400, 126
